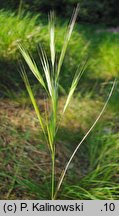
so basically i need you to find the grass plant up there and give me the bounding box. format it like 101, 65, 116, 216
19, 6, 116, 200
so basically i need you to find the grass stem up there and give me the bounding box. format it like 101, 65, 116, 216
51, 149, 55, 200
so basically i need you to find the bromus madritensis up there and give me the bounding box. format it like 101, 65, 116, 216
19, 5, 116, 200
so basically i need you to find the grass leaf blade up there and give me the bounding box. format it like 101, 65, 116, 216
49, 11, 55, 70
40, 47, 53, 97
63, 59, 87, 113
20, 66, 46, 136
19, 45, 46, 90
56, 4, 80, 81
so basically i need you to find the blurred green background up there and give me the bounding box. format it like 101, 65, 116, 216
0, 0, 119, 200
1, 0, 119, 25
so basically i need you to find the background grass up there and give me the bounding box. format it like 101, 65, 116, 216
0, 9, 119, 199
0, 10, 119, 89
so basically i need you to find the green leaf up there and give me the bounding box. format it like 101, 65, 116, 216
63, 59, 87, 113
56, 4, 80, 81
20, 66, 46, 136
40, 47, 53, 97
19, 45, 46, 90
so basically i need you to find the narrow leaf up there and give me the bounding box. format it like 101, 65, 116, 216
63, 59, 87, 113
40, 47, 53, 97
56, 4, 80, 81
49, 11, 55, 69
20, 66, 46, 136
54, 79, 116, 199
19, 45, 46, 90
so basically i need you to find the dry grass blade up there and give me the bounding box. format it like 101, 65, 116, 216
54, 79, 116, 199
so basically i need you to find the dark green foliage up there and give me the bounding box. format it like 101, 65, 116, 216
1, 0, 119, 25
79, 0, 119, 25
